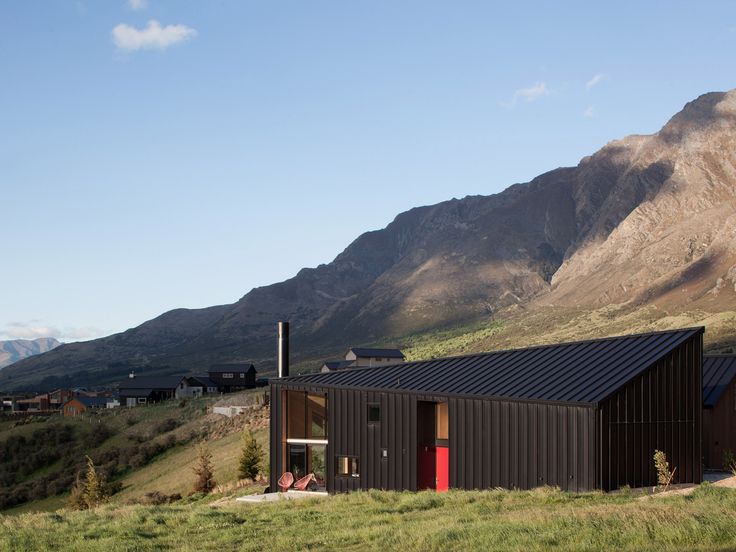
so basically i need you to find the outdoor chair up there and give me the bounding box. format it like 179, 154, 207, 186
277, 471, 294, 492
293, 473, 317, 491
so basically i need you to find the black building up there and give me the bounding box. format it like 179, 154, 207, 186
270, 327, 703, 493
118, 375, 182, 406
702, 355, 736, 469
208, 363, 257, 393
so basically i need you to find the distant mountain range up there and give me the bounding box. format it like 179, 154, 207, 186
0, 338, 61, 370
3, 89, 736, 392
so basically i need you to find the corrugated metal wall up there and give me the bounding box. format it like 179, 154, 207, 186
448, 398, 596, 491
271, 383, 597, 492
599, 334, 702, 490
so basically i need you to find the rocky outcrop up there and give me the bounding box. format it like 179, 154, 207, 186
3, 90, 736, 391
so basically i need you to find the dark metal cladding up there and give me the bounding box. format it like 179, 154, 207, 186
269, 328, 704, 493
702, 354, 736, 469
703, 355, 736, 408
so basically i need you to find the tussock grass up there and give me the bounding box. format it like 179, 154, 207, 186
2, 485, 735, 551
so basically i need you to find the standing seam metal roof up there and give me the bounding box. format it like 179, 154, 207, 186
276, 327, 704, 405
703, 355, 736, 408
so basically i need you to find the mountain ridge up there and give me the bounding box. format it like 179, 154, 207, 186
0, 338, 61, 370
3, 89, 736, 391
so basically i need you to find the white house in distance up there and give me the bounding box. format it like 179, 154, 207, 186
321, 347, 405, 372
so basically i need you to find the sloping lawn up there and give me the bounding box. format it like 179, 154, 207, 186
2, 484, 736, 551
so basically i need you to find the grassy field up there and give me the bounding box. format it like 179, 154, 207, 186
2, 484, 736, 551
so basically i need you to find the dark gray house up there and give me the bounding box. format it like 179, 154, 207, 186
208, 363, 257, 393
118, 375, 182, 406
702, 355, 736, 470
270, 327, 703, 493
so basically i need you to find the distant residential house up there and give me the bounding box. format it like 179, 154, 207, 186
14, 394, 51, 412
118, 374, 182, 406
321, 348, 405, 372
62, 396, 109, 417
208, 363, 257, 393
176, 375, 219, 398
48, 389, 74, 409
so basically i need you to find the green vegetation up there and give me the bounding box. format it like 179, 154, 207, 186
238, 430, 263, 481
399, 320, 506, 361
0, 390, 269, 513
2, 484, 736, 551
192, 445, 217, 494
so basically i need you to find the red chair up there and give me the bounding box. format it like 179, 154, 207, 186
294, 473, 316, 491
278, 472, 294, 492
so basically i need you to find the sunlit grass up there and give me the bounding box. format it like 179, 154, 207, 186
2, 484, 735, 551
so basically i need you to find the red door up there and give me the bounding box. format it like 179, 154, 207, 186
435, 446, 449, 492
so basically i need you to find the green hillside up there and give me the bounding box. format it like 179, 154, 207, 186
0, 390, 269, 514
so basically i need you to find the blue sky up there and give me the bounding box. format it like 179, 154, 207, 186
2, 1, 735, 341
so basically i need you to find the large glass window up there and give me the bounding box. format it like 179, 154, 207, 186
286, 391, 327, 440
287, 443, 326, 488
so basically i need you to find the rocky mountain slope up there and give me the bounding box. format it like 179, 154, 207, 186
0, 338, 60, 370
3, 90, 736, 391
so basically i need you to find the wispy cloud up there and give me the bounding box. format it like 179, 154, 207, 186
128, 0, 147, 10
586, 73, 607, 90
1, 321, 105, 342
112, 20, 197, 52
583, 106, 596, 118
502, 82, 550, 108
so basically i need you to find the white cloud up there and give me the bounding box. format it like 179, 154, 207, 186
502, 82, 550, 108
586, 73, 607, 90
1, 321, 105, 342
128, 0, 148, 10
583, 106, 596, 118
112, 20, 197, 52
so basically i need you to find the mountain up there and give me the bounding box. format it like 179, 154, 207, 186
0, 338, 61, 370
3, 90, 736, 391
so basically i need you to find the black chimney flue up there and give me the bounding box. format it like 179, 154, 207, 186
278, 321, 289, 378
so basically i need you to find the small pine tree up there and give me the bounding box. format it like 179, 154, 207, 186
653, 449, 675, 491
83, 455, 108, 508
67, 473, 88, 511
192, 444, 216, 493
238, 431, 263, 481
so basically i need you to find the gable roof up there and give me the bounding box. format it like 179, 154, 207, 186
209, 363, 256, 373
348, 348, 405, 359
278, 328, 703, 405
703, 355, 736, 408
322, 360, 355, 371
188, 375, 218, 388
118, 376, 183, 391
77, 396, 110, 407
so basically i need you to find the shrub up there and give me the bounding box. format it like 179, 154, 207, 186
67, 474, 87, 511
82, 456, 109, 508
238, 431, 263, 481
653, 449, 675, 490
135, 491, 182, 505
192, 444, 216, 494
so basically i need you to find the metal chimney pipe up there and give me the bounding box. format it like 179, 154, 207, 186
278, 321, 289, 378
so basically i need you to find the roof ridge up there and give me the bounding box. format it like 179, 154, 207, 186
284, 326, 704, 380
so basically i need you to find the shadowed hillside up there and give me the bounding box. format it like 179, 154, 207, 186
3, 90, 736, 391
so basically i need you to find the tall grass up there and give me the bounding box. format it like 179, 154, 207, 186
2, 485, 735, 551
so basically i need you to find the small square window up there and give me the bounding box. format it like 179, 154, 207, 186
337, 456, 359, 477
367, 403, 380, 423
